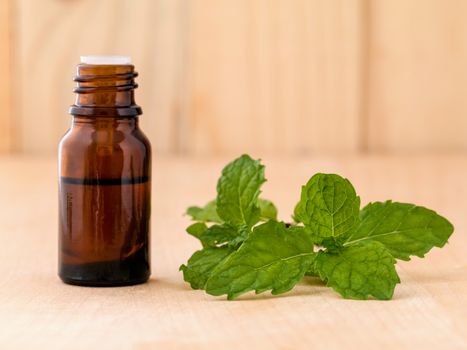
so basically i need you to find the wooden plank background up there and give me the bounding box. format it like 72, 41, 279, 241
0, 0, 12, 153
367, 0, 467, 153
1, 0, 467, 156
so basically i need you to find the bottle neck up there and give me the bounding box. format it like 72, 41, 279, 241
70, 64, 142, 118
71, 116, 139, 130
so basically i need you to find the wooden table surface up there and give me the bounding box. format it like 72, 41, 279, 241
0, 155, 466, 349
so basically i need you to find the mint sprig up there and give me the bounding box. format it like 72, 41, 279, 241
180, 154, 454, 300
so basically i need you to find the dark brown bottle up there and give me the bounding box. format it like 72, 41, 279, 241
58, 57, 151, 286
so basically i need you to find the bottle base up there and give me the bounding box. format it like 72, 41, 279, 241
59, 254, 150, 287
59, 275, 149, 287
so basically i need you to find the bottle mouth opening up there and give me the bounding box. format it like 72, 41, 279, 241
80, 55, 132, 65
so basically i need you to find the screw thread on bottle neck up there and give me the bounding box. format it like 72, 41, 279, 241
70, 64, 142, 117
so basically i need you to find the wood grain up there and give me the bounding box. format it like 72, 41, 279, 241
6, 0, 467, 156
367, 0, 467, 153
0, 0, 12, 153
187, 0, 364, 155
0, 155, 466, 349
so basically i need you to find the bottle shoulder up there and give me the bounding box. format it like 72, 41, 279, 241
60, 124, 150, 151
132, 127, 152, 153
59, 123, 151, 178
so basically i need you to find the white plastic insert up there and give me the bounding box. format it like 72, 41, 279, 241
80, 55, 132, 65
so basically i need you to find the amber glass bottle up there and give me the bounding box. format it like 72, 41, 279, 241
58, 57, 151, 286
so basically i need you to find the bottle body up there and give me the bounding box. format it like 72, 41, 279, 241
58, 62, 151, 286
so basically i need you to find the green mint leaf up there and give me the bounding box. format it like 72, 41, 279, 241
304, 256, 319, 277
216, 155, 266, 226
186, 222, 209, 247
227, 224, 251, 249
344, 201, 454, 261
179, 246, 234, 290
205, 221, 314, 300
314, 241, 400, 300
258, 199, 278, 220
186, 200, 222, 223
294, 173, 360, 244
199, 224, 239, 247
188, 197, 277, 227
